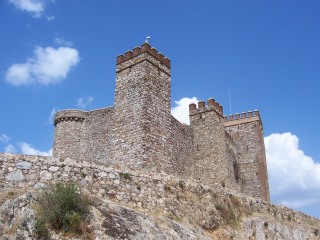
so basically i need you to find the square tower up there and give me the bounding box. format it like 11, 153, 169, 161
112, 43, 173, 172
224, 111, 270, 201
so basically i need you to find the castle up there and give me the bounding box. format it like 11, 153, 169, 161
53, 43, 270, 202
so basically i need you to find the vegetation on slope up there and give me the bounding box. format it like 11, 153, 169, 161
34, 182, 92, 239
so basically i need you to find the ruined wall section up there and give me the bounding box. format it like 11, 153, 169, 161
224, 111, 270, 201
112, 44, 173, 173
53, 107, 114, 164
171, 116, 194, 178
189, 99, 239, 191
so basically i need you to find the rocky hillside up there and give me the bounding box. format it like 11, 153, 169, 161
1, 153, 320, 239
1, 189, 319, 239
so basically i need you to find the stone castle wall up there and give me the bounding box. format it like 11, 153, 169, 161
224, 111, 270, 201
189, 99, 241, 192
170, 116, 194, 178
85, 108, 114, 165
225, 131, 241, 188
53, 107, 114, 165
52, 43, 270, 201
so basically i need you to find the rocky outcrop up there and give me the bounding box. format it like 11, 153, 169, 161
91, 198, 211, 240
1, 190, 319, 240
1, 153, 320, 239
0, 191, 211, 240
0, 192, 37, 240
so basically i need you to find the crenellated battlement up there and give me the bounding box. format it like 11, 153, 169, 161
116, 43, 171, 68
189, 98, 223, 116
54, 110, 86, 126
224, 110, 261, 127
224, 109, 260, 122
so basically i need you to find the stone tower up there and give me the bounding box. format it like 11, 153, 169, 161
53, 110, 87, 160
224, 111, 270, 201
189, 99, 240, 191
112, 43, 173, 172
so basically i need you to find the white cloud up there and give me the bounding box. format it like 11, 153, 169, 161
47, 15, 55, 21
0, 134, 11, 144
54, 37, 73, 47
4, 144, 17, 153
19, 142, 52, 156
76, 97, 94, 110
265, 132, 320, 208
3, 139, 52, 156
9, 0, 45, 18
47, 108, 56, 124
5, 46, 80, 86
171, 97, 199, 125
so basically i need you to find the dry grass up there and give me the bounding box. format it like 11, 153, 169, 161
0, 189, 27, 206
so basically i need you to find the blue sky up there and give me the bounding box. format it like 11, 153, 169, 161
1, 1, 320, 219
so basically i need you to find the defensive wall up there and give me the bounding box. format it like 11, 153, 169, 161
53, 107, 114, 165
53, 109, 194, 178
50, 43, 269, 201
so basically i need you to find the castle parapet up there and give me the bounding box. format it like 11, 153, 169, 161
116, 43, 171, 68
224, 109, 260, 121
54, 110, 86, 126
189, 98, 223, 116
224, 109, 261, 127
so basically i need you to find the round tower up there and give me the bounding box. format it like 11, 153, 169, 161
53, 110, 87, 160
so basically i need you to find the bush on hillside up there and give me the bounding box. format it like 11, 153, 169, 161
34, 182, 91, 239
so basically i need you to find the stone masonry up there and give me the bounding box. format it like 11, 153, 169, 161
52, 43, 270, 201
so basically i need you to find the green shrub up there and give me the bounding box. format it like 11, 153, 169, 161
119, 172, 132, 181
36, 182, 91, 235
34, 218, 50, 240
80, 172, 86, 178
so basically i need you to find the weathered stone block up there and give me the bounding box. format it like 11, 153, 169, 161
16, 161, 32, 170
6, 170, 24, 181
